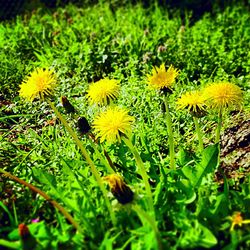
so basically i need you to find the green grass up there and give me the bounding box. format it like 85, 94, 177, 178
0, 1, 250, 249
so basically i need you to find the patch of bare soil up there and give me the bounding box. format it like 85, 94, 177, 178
217, 118, 250, 181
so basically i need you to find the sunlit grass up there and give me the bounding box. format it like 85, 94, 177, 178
0, 1, 250, 249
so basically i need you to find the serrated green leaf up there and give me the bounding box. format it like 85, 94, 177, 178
182, 144, 219, 187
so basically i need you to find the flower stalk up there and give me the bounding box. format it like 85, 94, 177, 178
87, 132, 116, 173
163, 95, 175, 170
88, 139, 115, 174
133, 205, 162, 250
0, 168, 82, 233
47, 100, 116, 225
193, 116, 204, 152
122, 137, 155, 218
215, 108, 223, 144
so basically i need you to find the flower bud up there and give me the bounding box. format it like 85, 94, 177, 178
103, 174, 134, 204
61, 96, 76, 114
77, 117, 91, 134
18, 224, 30, 240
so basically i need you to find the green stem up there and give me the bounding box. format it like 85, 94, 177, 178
88, 139, 115, 174
215, 108, 223, 144
87, 133, 115, 173
163, 95, 175, 170
133, 205, 162, 250
122, 137, 155, 218
47, 100, 116, 225
0, 168, 82, 233
193, 116, 204, 152
215, 108, 223, 168
103, 149, 116, 172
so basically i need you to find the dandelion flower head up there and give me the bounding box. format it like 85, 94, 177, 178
228, 212, 250, 231
19, 68, 56, 101
93, 107, 134, 143
203, 82, 242, 110
103, 174, 126, 192
103, 174, 134, 204
177, 90, 206, 116
147, 64, 179, 90
87, 78, 120, 105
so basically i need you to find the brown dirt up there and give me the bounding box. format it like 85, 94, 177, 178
217, 118, 250, 181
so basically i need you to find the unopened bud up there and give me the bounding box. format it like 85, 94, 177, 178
18, 223, 38, 250
77, 117, 91, 134
18, 224, 30, 240
103, 174, 134, 204
61, 96, 76, 114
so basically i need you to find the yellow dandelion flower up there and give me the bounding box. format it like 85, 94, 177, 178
93, 107, 134, 143
103, 174, 134, 204
203, 82, 242, 110
19, 68, 56, 101
177, 90, 206, 117
147, 64, 179, 90
228, 212, 250, 231
87, 78, 120, 105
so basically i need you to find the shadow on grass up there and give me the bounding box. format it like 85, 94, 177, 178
1, 0, 248, 23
